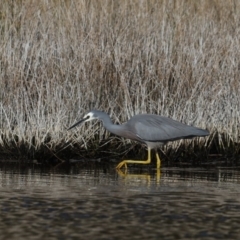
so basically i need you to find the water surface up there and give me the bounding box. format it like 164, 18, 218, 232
0, 164, 240, 240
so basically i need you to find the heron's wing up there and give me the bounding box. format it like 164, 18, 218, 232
130, 115, 208, 142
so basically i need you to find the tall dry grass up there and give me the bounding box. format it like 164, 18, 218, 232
0, 0, 239, 161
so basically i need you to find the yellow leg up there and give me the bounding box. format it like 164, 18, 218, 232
156, 168, 161, 184
156, 152, 161, 169
116, 147, 152, 169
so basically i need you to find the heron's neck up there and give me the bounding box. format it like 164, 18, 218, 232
101, 116, 123, 136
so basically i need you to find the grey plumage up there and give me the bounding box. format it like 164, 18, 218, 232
68, 110, 209, 169
127, 114, 208, 143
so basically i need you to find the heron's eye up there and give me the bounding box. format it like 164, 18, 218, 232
86, 115, 90, 119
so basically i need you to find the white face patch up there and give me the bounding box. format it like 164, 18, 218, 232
85, 112, 94, 118
84, 112, 95, 122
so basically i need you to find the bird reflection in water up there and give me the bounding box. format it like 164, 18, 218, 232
116, 168, 161, 185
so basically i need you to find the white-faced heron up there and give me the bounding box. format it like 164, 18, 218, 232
68, 110, 209, 169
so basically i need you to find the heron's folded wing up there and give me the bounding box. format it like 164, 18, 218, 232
132, 116, 208, 142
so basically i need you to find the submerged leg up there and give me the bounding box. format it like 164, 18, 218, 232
156, 152, 161, 169
116, 147, 152, 169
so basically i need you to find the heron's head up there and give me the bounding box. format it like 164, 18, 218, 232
68, 110, 102, 130
82, 111, 100, 121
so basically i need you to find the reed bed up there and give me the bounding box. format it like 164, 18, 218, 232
0, 0, 239, 163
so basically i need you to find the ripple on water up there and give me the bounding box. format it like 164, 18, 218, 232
0, 166, 240, 239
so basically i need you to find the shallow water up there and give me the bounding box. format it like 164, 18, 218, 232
0, 164, 240, 240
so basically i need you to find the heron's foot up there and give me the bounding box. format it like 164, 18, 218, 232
116, 168, 128, 176
116, 161, 128, 169
116, 159, 151, 169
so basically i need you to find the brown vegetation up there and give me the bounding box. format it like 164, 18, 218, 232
0, 0, 239, 164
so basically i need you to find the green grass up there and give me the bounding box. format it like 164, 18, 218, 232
0, 0, 239, 164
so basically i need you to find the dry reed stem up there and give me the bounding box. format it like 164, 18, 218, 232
0, 0, 239, 160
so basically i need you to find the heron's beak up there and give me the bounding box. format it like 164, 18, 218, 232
68, 117, 88, 130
